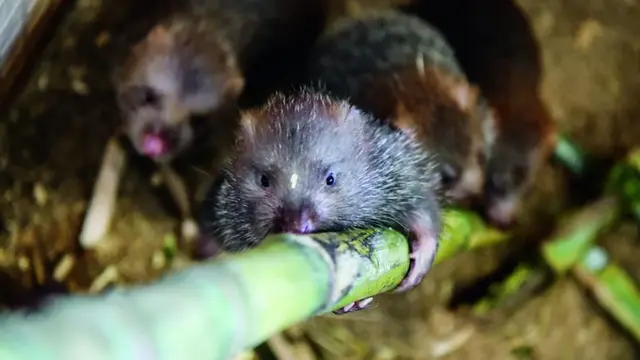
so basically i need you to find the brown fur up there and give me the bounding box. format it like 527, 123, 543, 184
356, 64, 486, 204
400, 0, 559, 226
481, 78, 557, 227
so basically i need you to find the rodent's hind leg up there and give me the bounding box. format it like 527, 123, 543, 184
331, 297, 374, 315
393, 211, 439, 293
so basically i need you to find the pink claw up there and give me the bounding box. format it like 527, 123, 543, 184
332, 297, 374, 315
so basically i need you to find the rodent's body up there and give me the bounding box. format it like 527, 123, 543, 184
400, 0, 557, 227
201, 90, 443, 310
114, 0, 327, 162
305, 10, 489, 205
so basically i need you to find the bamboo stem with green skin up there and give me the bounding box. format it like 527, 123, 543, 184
573, 246, 640, 341
470, 197, 619, 315
0, 208, 507, 360
554, 133, 587, 175
541, 197, 620, 274
0, 229, 407, 360
470, 196, 640, 344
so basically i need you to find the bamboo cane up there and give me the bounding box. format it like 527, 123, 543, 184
0, 228, 408, 360
0, 206, 511, 360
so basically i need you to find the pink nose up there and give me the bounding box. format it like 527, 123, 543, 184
274, 207, 316, 234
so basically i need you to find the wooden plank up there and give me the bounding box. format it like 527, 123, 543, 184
0, 0, 66, 107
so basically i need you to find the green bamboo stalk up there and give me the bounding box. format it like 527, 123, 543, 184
554, 133, 587, 175
572, 246, 640, 341
470, 196, 640, 343
0, 207, 507, 360
541, 197, 620, 274
540, 197, 640, 342
0, 228, 408, 360
436, 208, 509, 263
470, 197, 619, 315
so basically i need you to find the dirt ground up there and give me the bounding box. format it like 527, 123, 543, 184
0, 0, 639, 359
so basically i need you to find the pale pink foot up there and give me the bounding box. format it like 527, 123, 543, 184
332, 297, 374, 315
393, 218, 439, 293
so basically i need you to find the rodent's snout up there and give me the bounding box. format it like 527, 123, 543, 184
485, 196, 518, 229
272, 205, 317, 235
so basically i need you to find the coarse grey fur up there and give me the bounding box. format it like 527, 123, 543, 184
307, 10, 466, 100
203, 89, 443, 251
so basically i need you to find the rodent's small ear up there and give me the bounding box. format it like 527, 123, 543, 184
447, 80, 479, 112
325, 101, 359, 125
225, 75, 245, 99
238, 111, 257, 140
393, 103, 415, 132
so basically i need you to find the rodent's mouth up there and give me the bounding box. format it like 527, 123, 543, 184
485, 196, 518, 229
140, 126, 178, 158
271, 226, 313, 236
271, 221, 315, 235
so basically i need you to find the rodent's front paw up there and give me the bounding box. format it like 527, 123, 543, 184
193, 234, 224, 260
393, 221, 438, 293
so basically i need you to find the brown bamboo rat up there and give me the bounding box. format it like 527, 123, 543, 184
398, 0, 558, 227
201, 89, 444, 314
114, 0, 328, 163
304, 10, 491, 205
114, 14, 243, 163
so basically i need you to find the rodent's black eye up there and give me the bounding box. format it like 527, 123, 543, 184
260, 174, 270, 188
325, 173, 336, 186
123, 86, 159, 110
441, 164, 459, 187
142, 88, 158, 106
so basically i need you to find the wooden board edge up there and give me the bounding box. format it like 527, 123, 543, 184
0, 0, 67, 107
